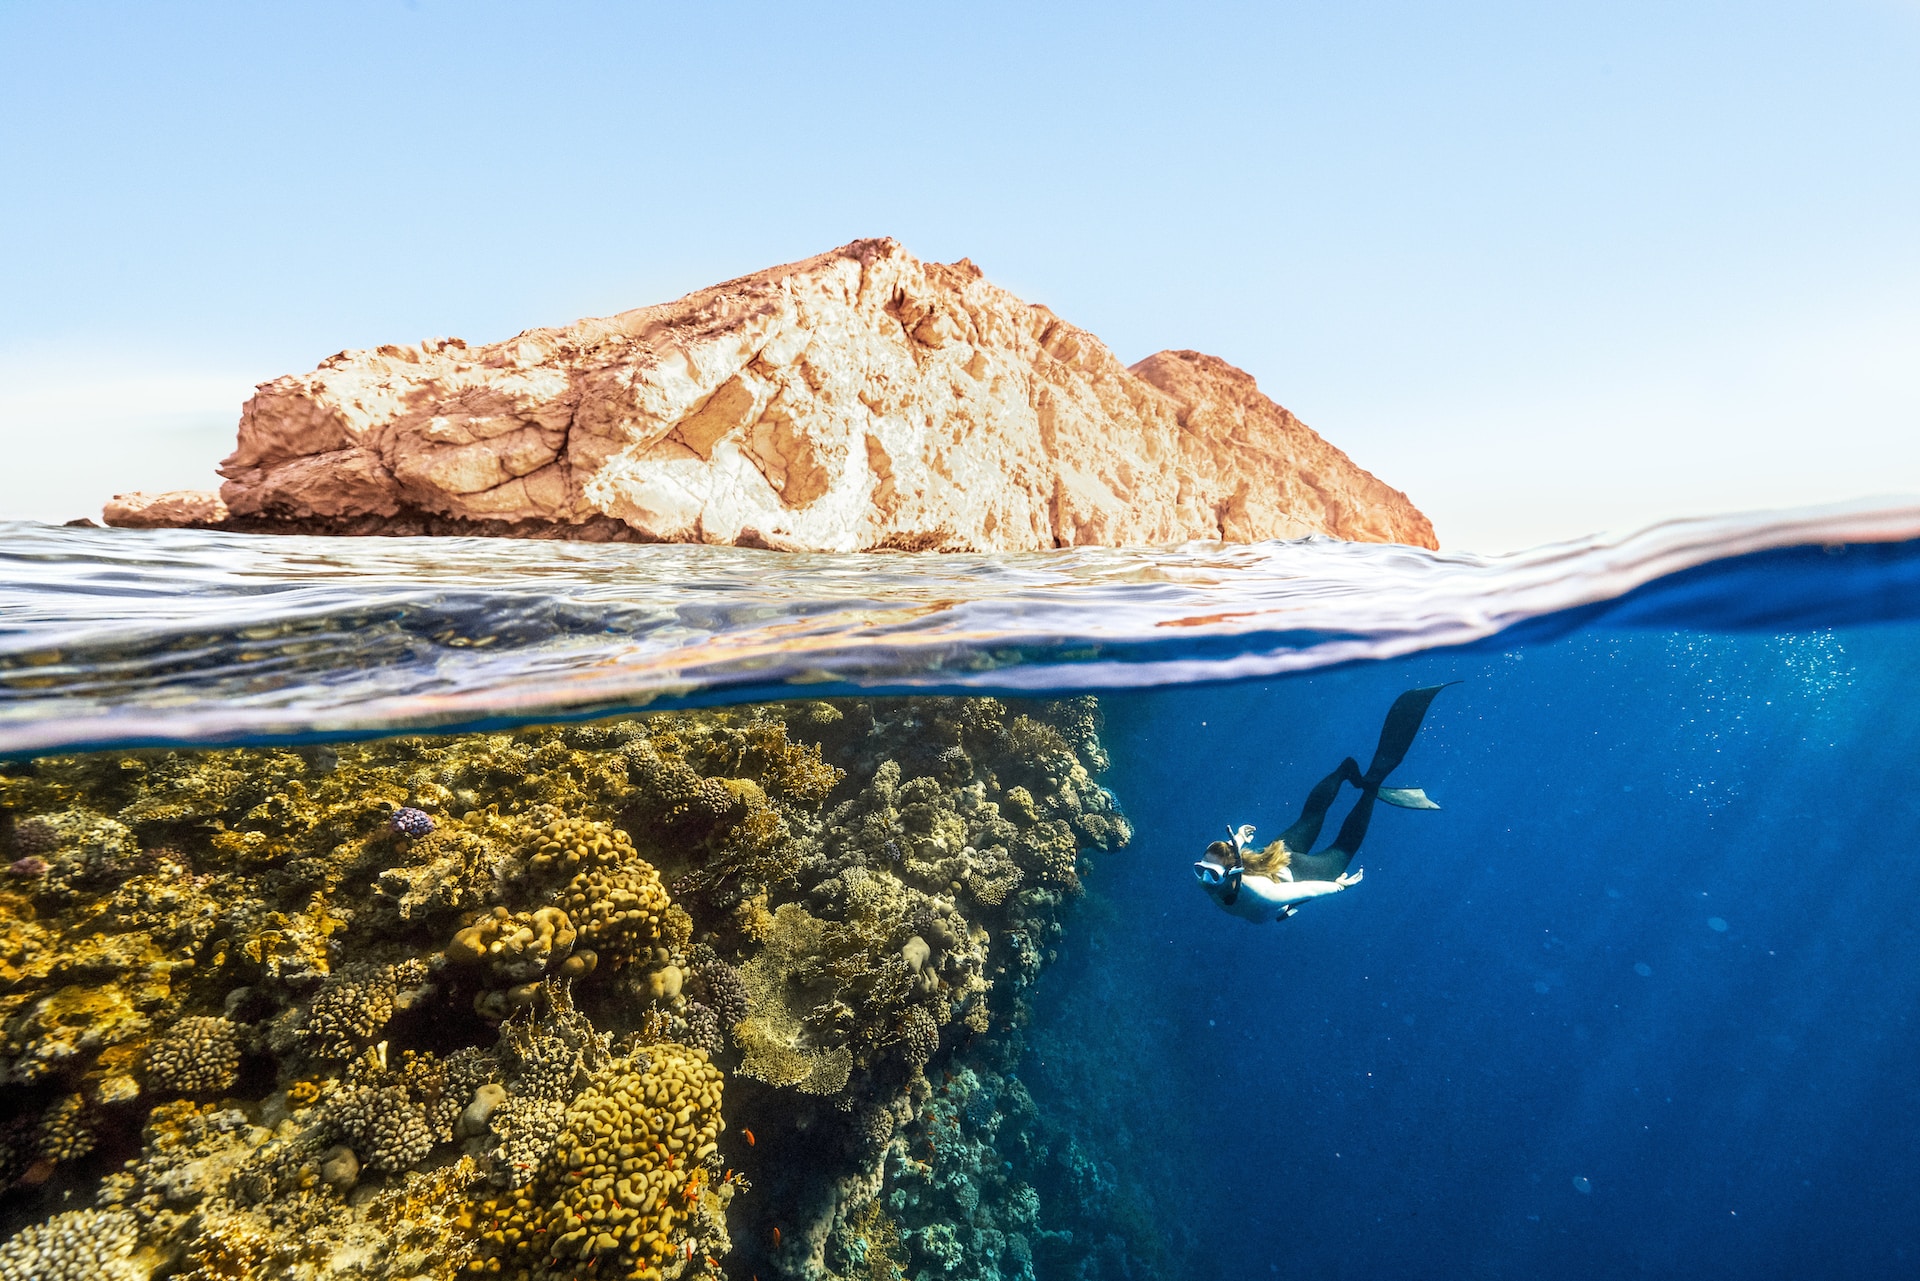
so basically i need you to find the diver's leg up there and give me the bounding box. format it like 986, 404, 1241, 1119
1276, 757, 1364, 855
1292, 686, 1454, 881
1311, 685, 1455, 868
1320, 790, 1382, 877
1362, 684, 1456, 786
1288, 790, 1377, 881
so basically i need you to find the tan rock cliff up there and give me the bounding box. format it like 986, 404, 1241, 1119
101, 489, 230, 529
140, 240, 1435, 550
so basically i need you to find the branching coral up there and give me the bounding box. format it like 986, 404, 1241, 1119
623, 748, 738, 836
330, 1077, 435, 1173
298, 964, 398, 1060
482, 990, 610, 1190
899, 1006, 939, 1072
834, 1197, 909, 1281
36, 1090, 96, 1162
144, 1015, 242, 1096
686, 949, 748, 1032
733, 903, 859, 1095
0, 1208, 149, 1281
327, 1044, 495, 1173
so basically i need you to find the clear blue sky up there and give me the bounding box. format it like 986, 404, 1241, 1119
2, 1, 1915, 550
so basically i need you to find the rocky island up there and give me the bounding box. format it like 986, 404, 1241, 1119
104, 239, 1435, 552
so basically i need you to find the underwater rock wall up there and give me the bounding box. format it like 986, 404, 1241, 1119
0, 695, 1134, 1280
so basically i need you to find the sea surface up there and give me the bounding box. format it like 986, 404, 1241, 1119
2, 501, 1918, 1280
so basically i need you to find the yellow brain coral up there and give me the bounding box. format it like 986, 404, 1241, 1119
469, 1042, 725, 1281
526, 817, 631, 879
528, 818, 674, 968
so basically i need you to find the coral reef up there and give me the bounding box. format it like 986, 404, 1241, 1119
471, 1042, 728, 1279
143, 1015, 242, 1096
0, 1206, 151, 1280
0, 696, 1129, 1280
390, 807, 437, 838
299, 964, 401, 1060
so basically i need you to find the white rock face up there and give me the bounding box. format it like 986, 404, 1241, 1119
207, 239, 1435, 550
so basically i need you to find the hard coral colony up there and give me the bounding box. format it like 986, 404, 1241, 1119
0, 697, 1132, 1280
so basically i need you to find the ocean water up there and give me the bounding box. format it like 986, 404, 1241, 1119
1, 503, 1917, 1281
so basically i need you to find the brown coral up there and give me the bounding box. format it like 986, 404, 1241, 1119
733, 904, 857, 1095
298, 964, 397, 1060
144, 1015, 242, 1096
35, 1092, 96, 1163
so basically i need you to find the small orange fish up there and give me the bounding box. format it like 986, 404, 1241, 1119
772, 1226, 782, 1247
743, 1128, 756, 1147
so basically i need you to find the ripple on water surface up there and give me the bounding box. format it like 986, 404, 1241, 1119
2, 499, 1919, 754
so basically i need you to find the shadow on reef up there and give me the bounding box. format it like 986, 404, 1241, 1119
0, 696, 1141, 1281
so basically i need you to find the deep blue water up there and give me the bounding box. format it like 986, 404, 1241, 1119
1033, 627, 1920, 1279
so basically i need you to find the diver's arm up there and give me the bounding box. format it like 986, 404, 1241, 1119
1247, 868, 1361, 906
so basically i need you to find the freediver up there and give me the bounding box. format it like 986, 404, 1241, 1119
1193, 684, 1454, 923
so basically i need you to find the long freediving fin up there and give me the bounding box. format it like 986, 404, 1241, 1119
1376, 787, 1441, 810
1362, 682, 1460, 786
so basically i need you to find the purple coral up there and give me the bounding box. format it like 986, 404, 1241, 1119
7, 856, 48, 879
690, 955, 749, 1030
389, 807, 436, 839
9, 818, 57, 857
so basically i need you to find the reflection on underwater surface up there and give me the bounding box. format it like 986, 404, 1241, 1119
1, 505, 1919, 1278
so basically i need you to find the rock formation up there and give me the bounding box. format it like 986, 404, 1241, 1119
100, 488, 229, 529
110, 239, 1436, 550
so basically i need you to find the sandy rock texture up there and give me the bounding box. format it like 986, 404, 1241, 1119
102, 488, 230, 528
202, 239, 1435, 550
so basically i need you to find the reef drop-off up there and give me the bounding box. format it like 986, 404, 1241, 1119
0, 696, 1139, 1280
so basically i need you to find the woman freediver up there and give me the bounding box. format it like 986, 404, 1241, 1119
1193, 684, 1453, 923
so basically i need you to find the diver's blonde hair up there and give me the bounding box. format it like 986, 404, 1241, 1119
1241, 839, 1292, 877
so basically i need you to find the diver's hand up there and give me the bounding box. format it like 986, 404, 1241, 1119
1335, 867, 1364, 888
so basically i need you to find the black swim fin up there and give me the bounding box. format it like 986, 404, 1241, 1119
1361, 683, 1457, 788
1276, 682, 1458, 882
